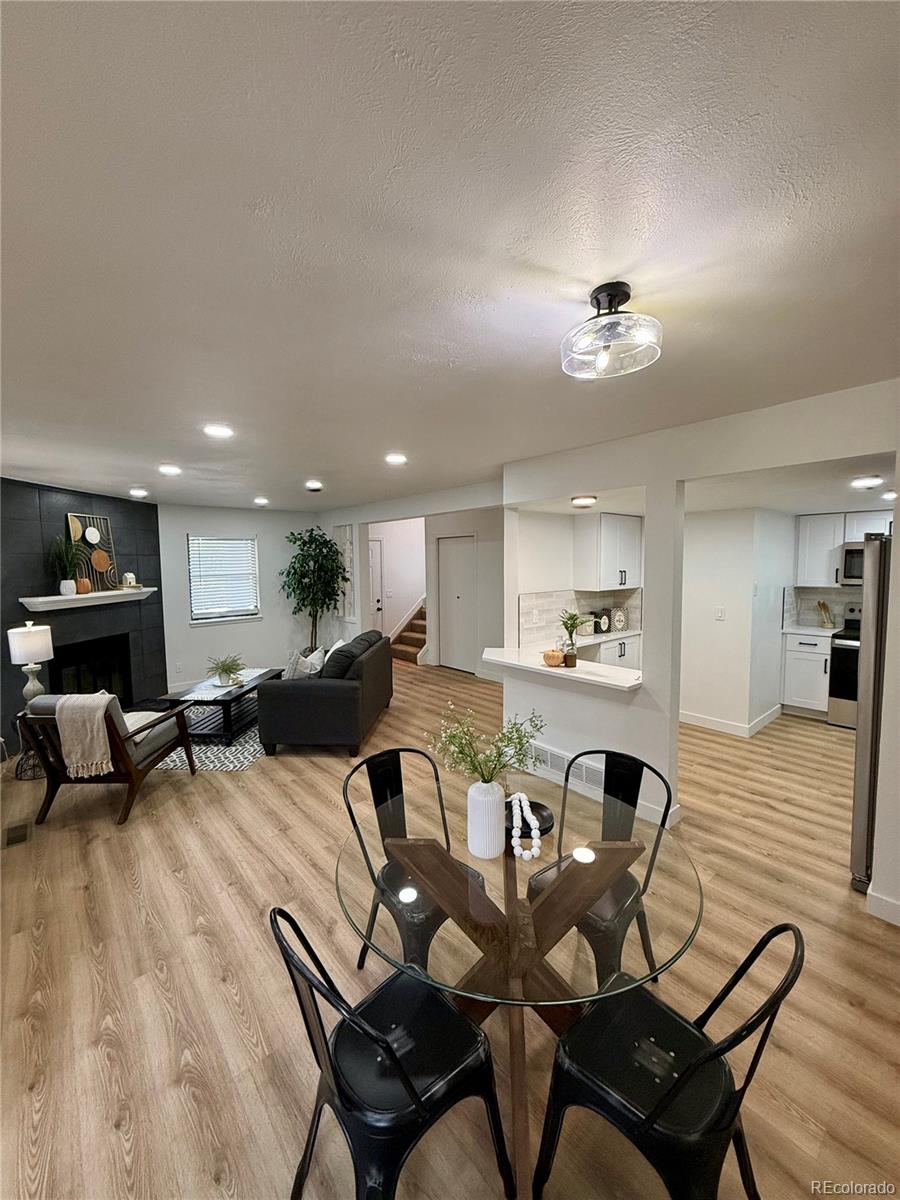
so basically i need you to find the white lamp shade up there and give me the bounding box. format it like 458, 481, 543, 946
7, 622, 54, 664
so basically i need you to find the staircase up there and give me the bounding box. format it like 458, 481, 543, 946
392, 606, 426, 664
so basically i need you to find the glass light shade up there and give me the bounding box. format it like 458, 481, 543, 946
7, 622, 53, 664
561, 311, 662, 379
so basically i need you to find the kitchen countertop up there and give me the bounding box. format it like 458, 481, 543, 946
482, 647, 642, 691
782, 625, 836, 636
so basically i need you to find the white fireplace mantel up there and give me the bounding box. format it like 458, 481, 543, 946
18, 587, 158, 613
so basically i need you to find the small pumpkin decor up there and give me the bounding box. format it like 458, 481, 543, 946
543, 649, 565, 667
75, 577, 92, 594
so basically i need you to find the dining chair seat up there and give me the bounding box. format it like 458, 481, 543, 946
378, 856, 484, 922
333, 970, 487, 1118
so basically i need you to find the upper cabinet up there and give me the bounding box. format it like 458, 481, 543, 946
573, 513, 643, 590
844, 510, 893, 541
796, 514, 845, 586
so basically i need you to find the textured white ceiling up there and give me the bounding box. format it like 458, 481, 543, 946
3, 3, 898, 510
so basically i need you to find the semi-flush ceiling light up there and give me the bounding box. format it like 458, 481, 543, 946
305, 479, 323, 492
385, 452, 407, 466
561, 281, 662, 380
203, 422, 234, 439
158, 463, 182, 476
571, 495, 598, 508
129, 487, 149, 499
254, 496, 269, 506
850, 475, 884, 490
882, 490, 897, 502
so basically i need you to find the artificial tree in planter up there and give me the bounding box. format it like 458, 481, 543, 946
429, 703, 545, 858
279, 526, 349, 651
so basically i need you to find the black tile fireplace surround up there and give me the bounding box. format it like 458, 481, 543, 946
1, 477, 167, 751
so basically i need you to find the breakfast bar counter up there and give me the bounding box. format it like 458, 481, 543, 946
481, 647, 642, 691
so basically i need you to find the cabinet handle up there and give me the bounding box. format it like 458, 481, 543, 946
835, 567, 839, 583
623, 569, 627, 585
824, 660, 828, 675
798, 641, 817, 646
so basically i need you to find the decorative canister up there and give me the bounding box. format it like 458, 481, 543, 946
59, 579, 77, 596
467, 780, 506, 858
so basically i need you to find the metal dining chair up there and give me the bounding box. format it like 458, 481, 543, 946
533, 923, 805, 1200
270, 907, 515, 1200
343, 747, 484, 971
526, 749, 672, 987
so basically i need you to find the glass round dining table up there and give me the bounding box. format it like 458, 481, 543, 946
335, 765, 703, 1192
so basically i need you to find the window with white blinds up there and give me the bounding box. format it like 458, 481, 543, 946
187, 536, 260, 621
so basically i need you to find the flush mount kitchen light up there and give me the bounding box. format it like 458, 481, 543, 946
571, 495, 597, 509
561, 281, 662, 380
850, 475, 884, 490
253, 496, 269, 506
385, 452, 407, 466
129, 487, 149, 499
305, 479, 323, 492
882, 490, 897, 502
202, 422, 234, 439
158, 463, 182, 476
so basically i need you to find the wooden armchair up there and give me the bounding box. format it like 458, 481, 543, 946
18, 695, 196, 825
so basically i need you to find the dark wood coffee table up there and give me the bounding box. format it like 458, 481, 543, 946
161, 668, 282, 745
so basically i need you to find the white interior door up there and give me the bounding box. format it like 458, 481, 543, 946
438, 535, 477, 672
368, 539, 384, 632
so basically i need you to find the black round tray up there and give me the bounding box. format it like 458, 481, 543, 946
505, 799, 555, 837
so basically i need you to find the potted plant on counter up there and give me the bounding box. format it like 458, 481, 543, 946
559, 609, 590, 667
48, 536, 79, 596
428, 703, 545, 858
207, 653, 246, 687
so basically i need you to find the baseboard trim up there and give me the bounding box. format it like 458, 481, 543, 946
679, 705, 782, 739
866, 888, 900, 927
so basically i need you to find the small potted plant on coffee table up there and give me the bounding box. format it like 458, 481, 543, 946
208, 653, 245, 687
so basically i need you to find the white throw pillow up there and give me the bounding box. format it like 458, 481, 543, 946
284, 647, 326, 679
323, 638, 345, 665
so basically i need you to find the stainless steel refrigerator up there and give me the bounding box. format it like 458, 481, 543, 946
850, 533, 892, 893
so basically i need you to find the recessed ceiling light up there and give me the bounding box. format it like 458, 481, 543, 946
561, 281, 662, 380
158, 463, 182, 476
253, 496, 269, 506
850, 475, 884, 490
571, 495, 597, 509
129, 487, 149, 499
572, 846, 596, 864
385, 452, 407, 466
305, 479, 323, 492
882, 490, 897, 502
202, 422, 234, 439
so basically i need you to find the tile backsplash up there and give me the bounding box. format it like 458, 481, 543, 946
783, 585, 863, 628
519, 589, 642, 648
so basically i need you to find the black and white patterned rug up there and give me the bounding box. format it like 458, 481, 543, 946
157, 723, 265, 772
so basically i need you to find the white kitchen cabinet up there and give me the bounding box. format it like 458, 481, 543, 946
843, 510, 893, 540
795, 513, 845, 586
573, 513, 643, 590
783, 648, 830, 710
598, 635, 641, 669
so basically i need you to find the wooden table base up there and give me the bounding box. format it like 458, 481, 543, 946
384, 835, 644, 1192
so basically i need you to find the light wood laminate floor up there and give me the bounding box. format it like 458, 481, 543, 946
2, 662, 899, 1199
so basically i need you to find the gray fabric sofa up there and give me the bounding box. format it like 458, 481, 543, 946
257, 631, 393, 756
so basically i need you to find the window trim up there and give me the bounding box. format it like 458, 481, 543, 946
186, 534, 261, 624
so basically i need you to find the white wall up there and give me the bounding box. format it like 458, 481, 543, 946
158, 504, 313, 687
681, 510, 756, 734
367, 517, 425, 638
516, 511, 574, 592
422, 507, 505, 677
750, 510, 796, 726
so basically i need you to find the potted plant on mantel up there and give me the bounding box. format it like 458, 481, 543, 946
279, 526, 349, 651
48, 536, 79, 596
559, 609, 591, 667
428, 703, 545, 859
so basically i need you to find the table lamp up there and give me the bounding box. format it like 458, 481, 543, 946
7, 621, 54, 704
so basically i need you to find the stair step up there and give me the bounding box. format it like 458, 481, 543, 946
409, 619, 426, 634
398, 631, 426, 647
415, 607, 426, 620
392, 644, 419, 663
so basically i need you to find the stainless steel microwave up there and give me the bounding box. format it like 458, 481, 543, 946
839, 541, 865, 585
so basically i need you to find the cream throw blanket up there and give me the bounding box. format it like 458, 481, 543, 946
56, 691, 115, 778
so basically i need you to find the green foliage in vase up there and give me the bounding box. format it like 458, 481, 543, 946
559, 608, 590, 647
48, 536, 79, 583
279, 526, 349, 650
207, 653, 245, 679
427, 702, 546, 784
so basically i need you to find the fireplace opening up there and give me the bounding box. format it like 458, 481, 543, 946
48, 634, 133, 706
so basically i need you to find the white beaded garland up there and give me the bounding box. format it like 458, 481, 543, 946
508, 792, 541, 859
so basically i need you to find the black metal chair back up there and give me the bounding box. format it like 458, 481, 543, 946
269, 907, 425, 1115
343, 747, 451, 885
557, 749, 672, 892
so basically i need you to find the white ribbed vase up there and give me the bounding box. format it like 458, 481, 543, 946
467, 780, 506, 859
